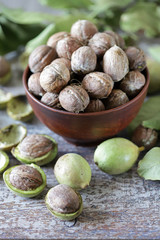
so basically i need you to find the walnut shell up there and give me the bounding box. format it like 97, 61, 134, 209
104, 89, 129, 109
28, 72, 45, 96
88, 32, 116, 58
85, 99, 105, 112
104, 31, 125, 49
82, 72, 114, 99
71, 20, 98, 44
120, 71, 146, 98
103, 45, 129, 82
56, 36, 82, 60
47, 32, 70, 49
41, 92, 59, 107
125, 46, 146, 71
29, 45, 57, 73
59, 84, 90, 113
9, 165, 43, 191
51, 58, 71, 72
40, 62, 70, 93
71, 46, 97, 75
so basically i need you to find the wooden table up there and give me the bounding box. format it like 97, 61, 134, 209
0, 61, 160, 239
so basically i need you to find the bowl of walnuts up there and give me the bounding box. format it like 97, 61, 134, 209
23, 20, 149, 145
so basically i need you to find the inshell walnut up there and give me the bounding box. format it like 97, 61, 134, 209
120, 71, 146, 98
9, 165, 43, 191
125, 46, 146, 71
82, 72, 114, 99
47, 31, 70, 49
88, 32, 116, 58
103, 45, 129, 82
41, 92, 60, 108
85, 99, 105, 112
40, 62, 70, 93
71, 46, 97, 75
104, 89, 129, 109
71, 20, 98, 44
51, 58, 71, 72
59, 84, 90, 113
29, 45, 57, 73
104, 31, 125, 49
56, 36, 82, 60
28, 72, 45, 96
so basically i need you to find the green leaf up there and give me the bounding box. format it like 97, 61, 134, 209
137, 147, 160, 180
148, 45, 160, 62
143, 113, 160, 130
38, 0, 92, 9
128, 96, 160, 132
120, 2, 160, 37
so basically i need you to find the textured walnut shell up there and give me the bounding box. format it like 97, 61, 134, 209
9, 165, 43, 191
88, 32, 116, 57
40, 62, 70, 93
56, 36, 82, 60
120, 71, 146, 98
104, 31, 125, 49
17, 134, 53, 159
0, 56, 10, 77
85, 99, 105, 112
103, 45, 129, 82
47, 32, 70, 49
82, 72, 114, 99
125, 46, 146, 71
28, 72, 45, 96
71, 20, 98, 44
71, 46, 97, 75
104, 89, 129, 109
59, 84, 90, 113
29, 45, 57, 73
132, 125, 158, 150
51, 58, 71, 72
41, 92, 59, 107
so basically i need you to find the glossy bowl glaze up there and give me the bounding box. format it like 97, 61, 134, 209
23, 67, 149, 145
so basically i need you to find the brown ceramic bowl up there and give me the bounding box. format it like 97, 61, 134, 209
23, 67, 149, 145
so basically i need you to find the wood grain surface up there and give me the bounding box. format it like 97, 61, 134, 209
0, 61, 160, 239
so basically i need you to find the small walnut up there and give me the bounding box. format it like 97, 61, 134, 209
71, 20, 98, 44
28, 72, 45, 96
0, 56, 10, 78
59, 84, 90, 113
85, 99, 105, 112
47, 32, 70, 49
9, 165, 43, 191
104, 89, 129, 109
88, 32, 116, 58
40, 62, 70, 93
71, 46, 97, 75
125, 46, 146, 71
104, 31, 125, 49
56, 36, 82, 60
120, 71, 146, 98
103, 45, 129, 82
18, 134, 53, 159
29, 45, 57, 73
51, 58, 71, 72
132, 125, 158, 150
82, 72, 114, 99
41, 92, 60, 108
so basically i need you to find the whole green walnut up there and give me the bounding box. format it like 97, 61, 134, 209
94, 137, 142, 175
54, 153, 92, 190
0, 56, 11, 85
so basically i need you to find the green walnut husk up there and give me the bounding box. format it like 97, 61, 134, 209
0, 124, 27, 151
3, 163, 46, 197
54, 153, 92, 190
0, 89, 12, 109
0, 71, 11, 85
7, 95, 33, 121
0, 150, 9, 174
147, 58, 160, 94
45, 185, 83, 221
11, 135, 58, 166
94, 137, 143, 175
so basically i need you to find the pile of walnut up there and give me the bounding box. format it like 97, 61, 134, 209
28, 20, 146, 113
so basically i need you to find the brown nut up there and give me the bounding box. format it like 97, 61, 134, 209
51, 58, 71, 72
28, 72, 45, 96
120, 71, 146, 98
104, 31, 125, 49
88, 32, 116, 58
82, 72, 114, 99
40, 62, 70, 93
0, 56, 11, 78
47, 32, 70, 49
132, 125, 158, 150
103, 45, 129, 82
85, 99, 105, 112
9, 165, 43, 191
59, 84, 90, 113
71, 46, 97, 75
125, 46, 146, 71
71, 20, 98, 44
41, 92, 60, 108
56, 36, 82, 60
29, 45, 57, 73
104, 89, 129, 109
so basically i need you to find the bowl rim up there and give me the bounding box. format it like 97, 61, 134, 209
23, 66, 150, 117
